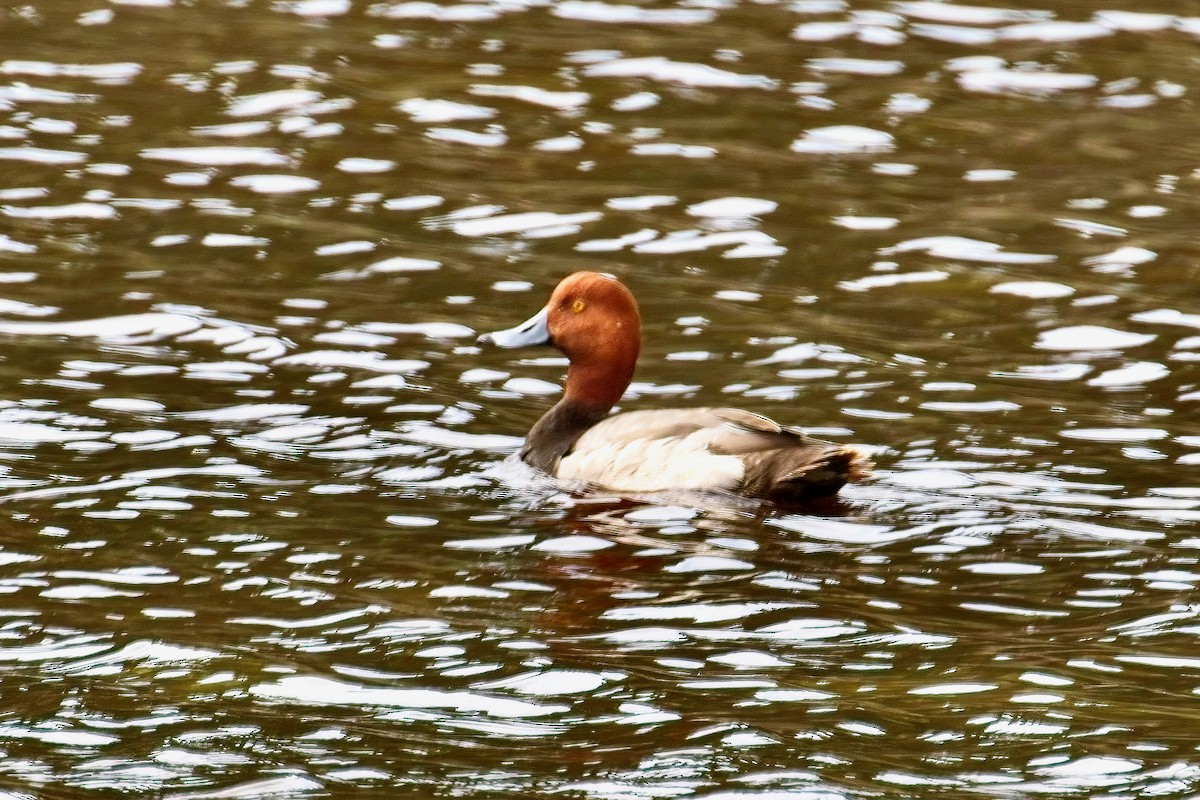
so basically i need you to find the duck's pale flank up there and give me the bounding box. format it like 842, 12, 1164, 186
478, 272, 870, 503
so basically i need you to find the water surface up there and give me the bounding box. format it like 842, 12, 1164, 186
1, 0, 1200, 797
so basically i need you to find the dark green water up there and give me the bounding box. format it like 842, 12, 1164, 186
0, 0, 1198, 797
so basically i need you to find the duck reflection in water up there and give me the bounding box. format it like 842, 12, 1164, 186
478, 272, 871, 510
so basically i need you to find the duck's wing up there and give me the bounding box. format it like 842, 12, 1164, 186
611, 407, 871, 502
564, 407, 784, 452
700, 409, 872, 502
569, 408, 719, 445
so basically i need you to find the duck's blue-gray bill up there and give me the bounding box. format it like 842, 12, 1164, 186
477, 306, 551, 348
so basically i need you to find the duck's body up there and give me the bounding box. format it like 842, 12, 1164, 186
479, 272, 869, 504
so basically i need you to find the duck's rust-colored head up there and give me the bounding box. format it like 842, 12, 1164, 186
479, 272, 641, 409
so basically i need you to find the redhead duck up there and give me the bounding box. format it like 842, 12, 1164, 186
478, 272, 870, 503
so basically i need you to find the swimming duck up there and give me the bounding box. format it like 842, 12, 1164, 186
478, 271, 870, 503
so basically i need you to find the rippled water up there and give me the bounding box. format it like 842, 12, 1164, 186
2, 0, 1200, 797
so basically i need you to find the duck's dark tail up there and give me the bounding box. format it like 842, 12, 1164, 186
754, 445, 873, 505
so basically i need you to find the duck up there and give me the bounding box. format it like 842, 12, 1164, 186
477, 271, 870, 504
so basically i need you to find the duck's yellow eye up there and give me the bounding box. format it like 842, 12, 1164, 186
571, 299, 586, 313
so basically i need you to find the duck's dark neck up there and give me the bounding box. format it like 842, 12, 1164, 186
521, 399, 611, 473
